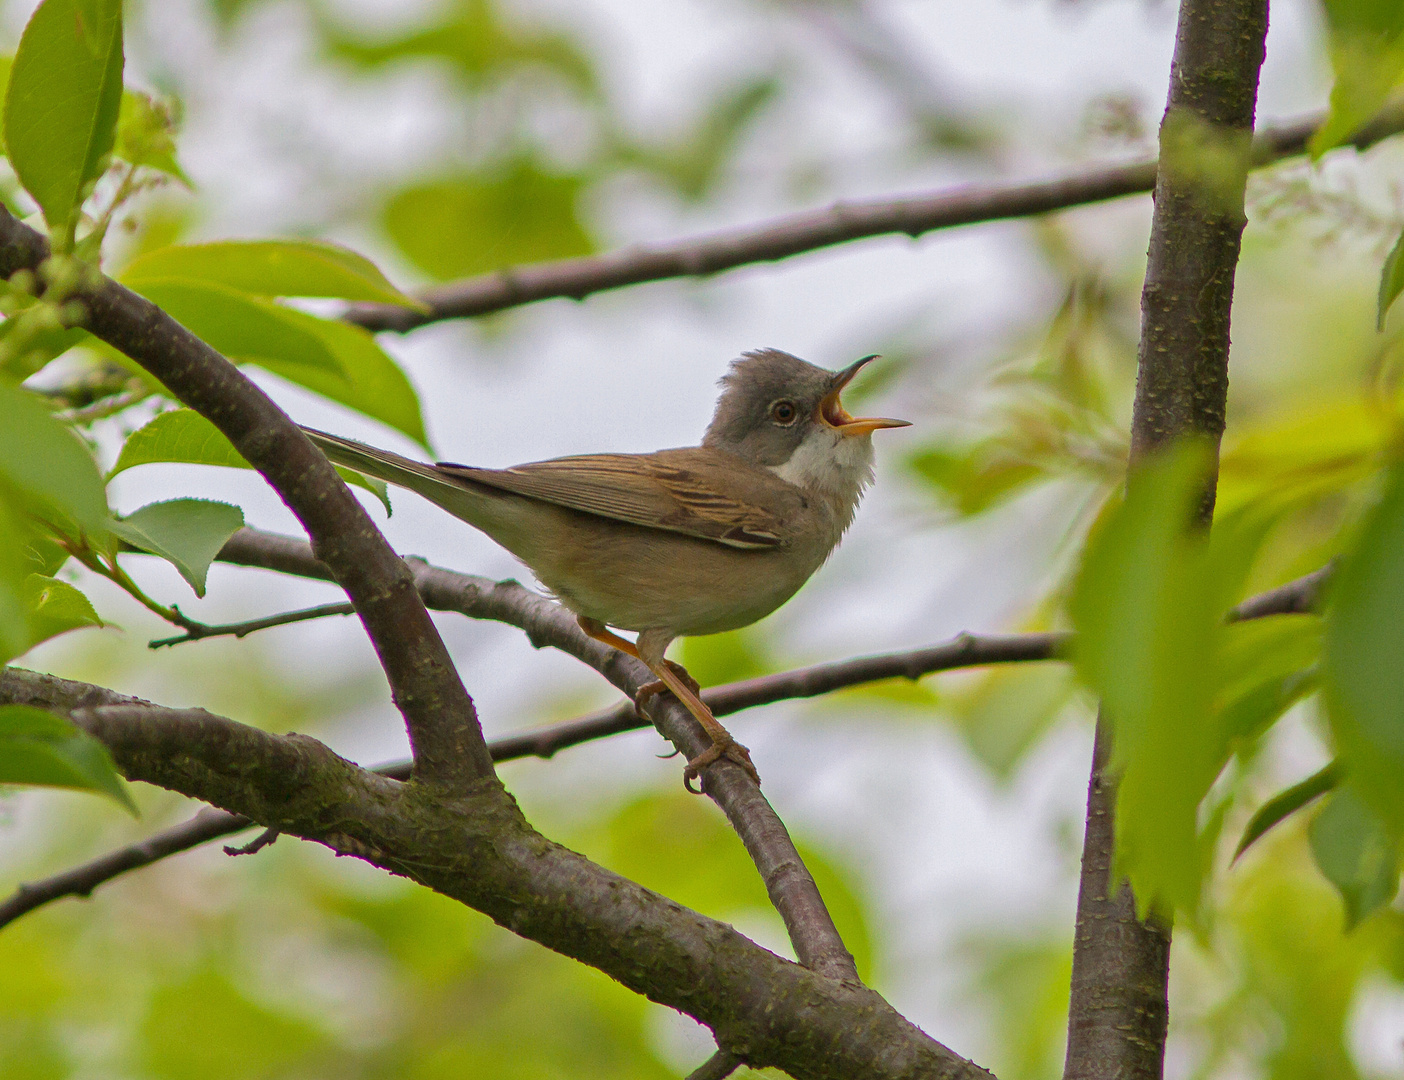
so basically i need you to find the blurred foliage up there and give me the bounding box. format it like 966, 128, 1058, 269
4, 0, 1404, 1078
383, 161, 594, 281
0, 785, 861, 1079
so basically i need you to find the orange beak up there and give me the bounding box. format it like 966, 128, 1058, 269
818, 355, 912, 436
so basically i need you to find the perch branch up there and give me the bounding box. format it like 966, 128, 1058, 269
0, 552, 1326, 939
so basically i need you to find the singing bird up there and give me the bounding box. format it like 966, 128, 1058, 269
304, 349, 909, 789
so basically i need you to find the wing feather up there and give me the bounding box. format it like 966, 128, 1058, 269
436, 448, 805, 549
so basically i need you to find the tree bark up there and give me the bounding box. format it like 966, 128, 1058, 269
1063, 1, 1269, 1078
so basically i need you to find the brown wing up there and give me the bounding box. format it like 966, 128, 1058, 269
435, 447, 806, 549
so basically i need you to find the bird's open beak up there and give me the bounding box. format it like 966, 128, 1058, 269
818, 355, 912, 436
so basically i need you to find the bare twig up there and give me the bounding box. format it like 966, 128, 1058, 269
148, 601, 357, 648
686, 1049, 744, 1080
344, 105, 1404, 332
224, 828, 279, 856
1227, 561, 1334, 621
0, 807, 247, 927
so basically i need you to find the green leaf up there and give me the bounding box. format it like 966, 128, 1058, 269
1380, 228, 1404, 331
114, 89, 189, 184
109, 499, 244, 597
620, 74, 780, 201
1235, 760, 1343, 861
1216, 618, 1323, 747
0, 703, 136, 812
1309, 786, 1399, 929
950, 664, 1079, 779
1069, 442, 1262, 915
382, 162, 594, 280
3, 0, 124, 245
0, 503, 37, 663
110, 409, 393, 515
1324, 459, 1404, 832
23, 572, 103, 647
908, 442, 1046, 516
252, 310, 427, 447
119, 278, 342, 374
17, 516, 71, 576
109, 408, 249, 476
123, 240, 426, 310
1311, 0, 1404, 156
0, 381, 109, 540
0, 320, 90, 380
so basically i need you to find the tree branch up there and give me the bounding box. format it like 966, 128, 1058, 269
0, 667, 991, 1080
147, 601, 357, 649
205, 526, 858, 976
0, 208, 491, 787
0, 631, 1061, 927
1227, 561, 1333, 621
1064, 2, 1270, 1078
0, 550, 1327, 941
343, 105, 1404, 332
686, 1049, 744, 1080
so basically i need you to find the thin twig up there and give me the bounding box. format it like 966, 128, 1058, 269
148, 601, 357, 648
206, 529, 860, 979
1227, 561, 1334, 621
343, 105, 1404, 332
224, 829, 279, 856
686, 1049, 743, 1080
0, 807, 245, 927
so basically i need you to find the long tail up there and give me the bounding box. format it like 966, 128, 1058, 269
301, 427, 497, 526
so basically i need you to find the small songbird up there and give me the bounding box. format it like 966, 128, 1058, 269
304, 349, 909, 790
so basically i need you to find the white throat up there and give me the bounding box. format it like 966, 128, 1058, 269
767, 425, 875, 509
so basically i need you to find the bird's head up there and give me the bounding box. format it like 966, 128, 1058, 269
702, 349, 910, 497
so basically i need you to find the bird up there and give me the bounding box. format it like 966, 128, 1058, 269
303, 348, 910, 791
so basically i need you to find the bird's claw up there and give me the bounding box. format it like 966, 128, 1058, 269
632, 660, 701, 718
682, 736, 760, 794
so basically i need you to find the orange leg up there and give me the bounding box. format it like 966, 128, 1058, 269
577, 616, 760, 791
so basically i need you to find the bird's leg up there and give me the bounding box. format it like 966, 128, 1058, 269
577, 617, 759, 790
635, 629, 760, 792
577, 617, 696, 715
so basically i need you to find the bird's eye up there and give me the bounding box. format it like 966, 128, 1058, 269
770, 399, 798, 425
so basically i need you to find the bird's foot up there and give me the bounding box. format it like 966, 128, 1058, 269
633, 660, 700, 717
683, 735, 760, 794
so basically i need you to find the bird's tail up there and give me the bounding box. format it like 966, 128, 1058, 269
302, 426, 503, 527
302, 427, 443, 489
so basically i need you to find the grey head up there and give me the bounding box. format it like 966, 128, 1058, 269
702, 348, 910, 499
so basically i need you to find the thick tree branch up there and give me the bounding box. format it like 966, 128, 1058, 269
0, 208, 491, 787
1064, 2, 1269, 1079
0, 667, 991, 1080
0, 631, 1062, 926
0, 552, 1327, 939
209, 526, 856, 978
344, 105, 1404, 332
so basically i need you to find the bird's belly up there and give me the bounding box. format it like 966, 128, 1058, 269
510, 505, 824, 637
